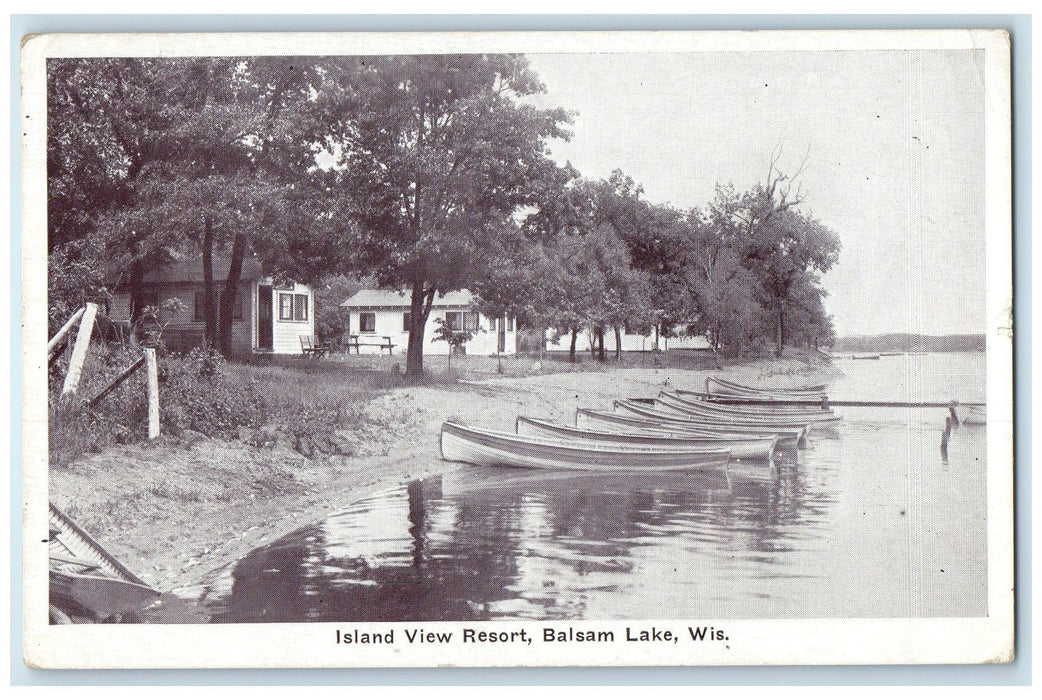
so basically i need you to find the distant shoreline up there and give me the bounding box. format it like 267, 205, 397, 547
830, 333, 985, 354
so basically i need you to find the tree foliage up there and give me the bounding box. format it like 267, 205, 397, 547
47, 56, 840, 368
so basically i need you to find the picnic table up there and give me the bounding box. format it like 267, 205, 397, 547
347, 334, 396, 355
300, 335, 332, 358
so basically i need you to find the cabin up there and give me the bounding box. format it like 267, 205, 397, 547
545, 324, 712, 354
340, 289, 517, 356
107, 257, 315, 356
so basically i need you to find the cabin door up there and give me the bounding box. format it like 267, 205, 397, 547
497, 318, 506, 353
257, 285, 273, 350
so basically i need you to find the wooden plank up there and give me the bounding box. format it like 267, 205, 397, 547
47, 306, 85, 356
60, 303, 98, 397
86, 355, 146, 408
145, 348, 159, 439
48, 339, 68, 367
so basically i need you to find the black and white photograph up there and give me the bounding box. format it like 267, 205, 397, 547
21, 29, 1013, 668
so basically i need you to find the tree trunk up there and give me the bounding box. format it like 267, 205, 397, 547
406, 282, 435, 377
218, 231, 246, 357
127, 262, 146, 345
202, 215, 217, 347
776, 303, 785, 358
614, 325, 622, 361
568, 327, 578, 363
596, 327, 606, 362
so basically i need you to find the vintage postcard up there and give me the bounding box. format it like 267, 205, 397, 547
21, 29, 1013, 668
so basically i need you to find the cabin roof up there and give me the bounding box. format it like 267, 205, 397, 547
137, 257, 265, 284
341, 289, 476, 309
107, 257, 266, 286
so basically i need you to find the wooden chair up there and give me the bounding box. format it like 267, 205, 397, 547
300, 335, 331, 358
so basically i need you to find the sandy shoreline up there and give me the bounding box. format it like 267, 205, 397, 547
48, 355, 839, 596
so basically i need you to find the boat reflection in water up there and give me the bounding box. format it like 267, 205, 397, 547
198, 458, 839, 623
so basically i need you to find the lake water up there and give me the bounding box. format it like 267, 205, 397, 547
156, 352, 988, 622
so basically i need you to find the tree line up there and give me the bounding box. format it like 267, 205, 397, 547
47, 55, 841, 376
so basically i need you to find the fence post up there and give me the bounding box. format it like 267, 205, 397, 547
61, 302, 98, 397
145, 348, 160, 439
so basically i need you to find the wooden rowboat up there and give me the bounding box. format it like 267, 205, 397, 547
441, 421, 731, 472
575, 408, 804, 447
706, 376, 828, 398
49, 502, 160, 621
615, 399, 813, 435
677, 388, 831, 408
661, 390, 833, 417
657, 392, 842, 424
515, 416, 778, 461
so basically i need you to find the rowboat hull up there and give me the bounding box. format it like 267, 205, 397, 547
614, 400, 812, 437
49, 571, 160, 621
49, 502, 160, 620
706, 376, 828, 400
516, 416, 778, 461
660, 391, 834, 418
708, 375, 828, 393
576, 408, 802, 447
657, 392, 841, 425
441, 421, 730, 472
677, 389, 831, 408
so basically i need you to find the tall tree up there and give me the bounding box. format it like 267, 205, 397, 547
47, 57, 335, 352
322, 54, 571, 375
742, 207, 840, 356
716, 149, 842, 357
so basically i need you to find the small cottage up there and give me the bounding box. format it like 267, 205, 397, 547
545, 324, 712, 354
341, 289, 517, 356
108, 257, 315, 356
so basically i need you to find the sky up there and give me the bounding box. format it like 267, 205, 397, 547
524, 50, 988, 338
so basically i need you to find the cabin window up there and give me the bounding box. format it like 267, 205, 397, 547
359, 312, 376, 333
445, 311, 479, 332
279, 293, 308, 322
294, 294, 308, 321
402, 312, 411, 332
489, 317, 496, 331
506, 315, 514, 332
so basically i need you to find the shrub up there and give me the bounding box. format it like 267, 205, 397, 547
159, 347, 263, 438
